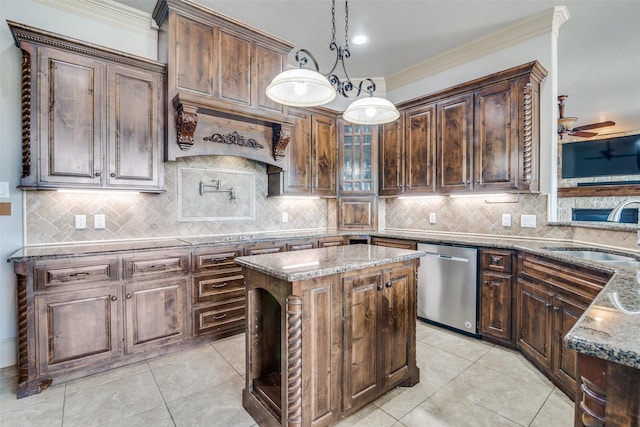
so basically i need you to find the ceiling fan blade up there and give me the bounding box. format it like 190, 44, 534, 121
570, 131, 599, 138
573, 121, 616, 131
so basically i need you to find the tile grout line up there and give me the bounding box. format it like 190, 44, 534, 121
146, 358, 178, 427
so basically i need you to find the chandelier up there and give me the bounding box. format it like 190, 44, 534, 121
265, 0, 400, 125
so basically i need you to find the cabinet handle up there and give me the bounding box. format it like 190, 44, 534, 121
490, 256, 503, 265
553, 306, 560, 311
211, 283, 228, 289
386, 281, 392, 288
483, 280, 489, 285
377, 283, 384, 291
110, 295, 117, 301
476, 178, 480, 184
147, 263, 168, 270
545, 302, 552, 308
207, 257, 227, 263
126, 293, 132, 299
67, 271, 90, 278
110, 173, 116, 178
95, 172, 101, 177
212, 313, 227, 320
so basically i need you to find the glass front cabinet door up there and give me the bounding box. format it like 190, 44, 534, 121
338, 120, 378, 195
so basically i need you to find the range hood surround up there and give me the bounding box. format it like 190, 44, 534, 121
154, 0, 298, 168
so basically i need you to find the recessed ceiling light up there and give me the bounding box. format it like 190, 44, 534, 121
351, 34, 368, 45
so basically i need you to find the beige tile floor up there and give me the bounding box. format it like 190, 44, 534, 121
0, 321, 574, 426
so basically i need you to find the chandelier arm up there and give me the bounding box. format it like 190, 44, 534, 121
344, 0, 350, 51
294, 49, 320, 72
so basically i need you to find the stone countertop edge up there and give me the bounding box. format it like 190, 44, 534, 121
235, 244, 426, 281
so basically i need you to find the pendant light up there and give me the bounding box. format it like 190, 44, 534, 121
265, 0, 400, 125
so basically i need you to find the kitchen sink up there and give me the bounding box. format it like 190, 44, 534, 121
544, 247, 640, 266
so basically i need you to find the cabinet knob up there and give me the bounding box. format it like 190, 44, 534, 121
483, 280, 489, 285
385, 281, 392, 288
377, 283, 384, 291
126, 294, 132, 299
553, 306, 560, 311
110, 173, 116, 178
545, 302, 552, 308
95, 172, 101, 177
466, 180, 470, 184
476, 179, 480, 184
110, 295, 117, 301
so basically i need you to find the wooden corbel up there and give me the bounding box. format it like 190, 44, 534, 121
272, 123, 292, 161
173, 97, 198, 150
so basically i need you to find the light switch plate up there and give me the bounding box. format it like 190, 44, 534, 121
75, 215, 86, 230
501, 213, 512, 227
94, 214, 106, 229
282, 212, 288, 223
521, 214, 536, 228
429, 212, 436, 224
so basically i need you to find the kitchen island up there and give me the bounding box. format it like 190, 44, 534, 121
235, 244, 424, 427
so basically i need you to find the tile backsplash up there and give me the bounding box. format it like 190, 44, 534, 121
25, 156, 330, 245
23, 155, 638, 252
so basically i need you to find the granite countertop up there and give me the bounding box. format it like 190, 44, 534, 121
235, 244, 425, 281
6, 229, 640, 369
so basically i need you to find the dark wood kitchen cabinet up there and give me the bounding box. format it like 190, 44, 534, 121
9, 21, 165, 193
191, 246, 246, 339
379, 104, 436, 196
516, 253, 611, 396
480, 249, 514, 346
268, 108, 337, 196
343, 263, 418, 413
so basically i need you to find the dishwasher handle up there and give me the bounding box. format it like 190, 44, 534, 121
422, 252, 470, 263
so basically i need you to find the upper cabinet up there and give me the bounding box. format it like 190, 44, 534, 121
268, 108, 337, 197
381, 61, 547, 196
9, 21, 166, 193
153, 0, 295, 164
338, 120, 378, 196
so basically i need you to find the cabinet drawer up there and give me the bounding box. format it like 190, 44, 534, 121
244, 244, 286, 255
193, 299, 246, 336
192, 248, 243, 272
286, 240, 318, 251
518, 254, 610, 301
192, 270, 245, 304
482, 249, 513, 273
123, 253, 189, 279
35, 259, 119, 290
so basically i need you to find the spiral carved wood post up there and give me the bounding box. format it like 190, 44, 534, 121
522, 82, 533, 184
286, 295, 303, 427
21, 52, 31, 178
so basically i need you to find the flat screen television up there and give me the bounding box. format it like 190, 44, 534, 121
561, 133, 640, 179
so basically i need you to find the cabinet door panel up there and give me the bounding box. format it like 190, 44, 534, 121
312, 115, 337, 195
475, 81, 518, 191
254, 44, 284, 112
338, 197, 376, 231
436, 94, 473, 193
517, 280, 553, 370
124, 278, 187, 354
35, 286, 120, 373
108, 66, 161, 187
406, 104, 436, 193
174, 15, 215, 96
343, 272, 383, 410
218, 30, 251, 105
383, 266, 412, 386
39, 49, 103, 185
553, 293, 587, 393
480, 271, 512, 341
286, 109, 312, 193
379, 118, 403, 195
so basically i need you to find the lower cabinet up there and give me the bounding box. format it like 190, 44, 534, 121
479, 249, 514, 346
516, 253, 611, 396
343, 264, 416, 413
371, 236, 417, 249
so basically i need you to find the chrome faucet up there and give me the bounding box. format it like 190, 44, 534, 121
607, 199, 640, 222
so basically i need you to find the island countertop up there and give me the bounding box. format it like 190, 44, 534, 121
234, 244, 425, 281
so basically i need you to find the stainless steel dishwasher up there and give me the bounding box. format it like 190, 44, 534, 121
417, 243, 479, 336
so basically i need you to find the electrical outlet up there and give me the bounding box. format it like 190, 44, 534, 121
94, 214, 106, 229
429, 212, 436, 224
501, 213, 512, 227
282, 212, 288, 223
637, 230, 640, 246
520, 214, 536, 228
75, 215, 86, 230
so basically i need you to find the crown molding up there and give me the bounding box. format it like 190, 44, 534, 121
386, 6, 570, 92
32, 0, 158, 36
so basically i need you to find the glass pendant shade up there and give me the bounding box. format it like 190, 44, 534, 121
343, 96, 400, 125
266, 68, 336, 107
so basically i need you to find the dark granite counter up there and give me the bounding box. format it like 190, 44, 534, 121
7, 229, 640, 369
235, 244, 425, 281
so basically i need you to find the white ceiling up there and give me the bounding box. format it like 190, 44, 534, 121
116, 0, 640, 136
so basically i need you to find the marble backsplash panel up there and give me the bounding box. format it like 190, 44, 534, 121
25, 156, 330, 245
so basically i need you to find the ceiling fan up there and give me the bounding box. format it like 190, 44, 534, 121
557, 95, 615, 139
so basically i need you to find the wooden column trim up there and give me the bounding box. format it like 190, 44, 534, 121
286, 295, 302, 427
